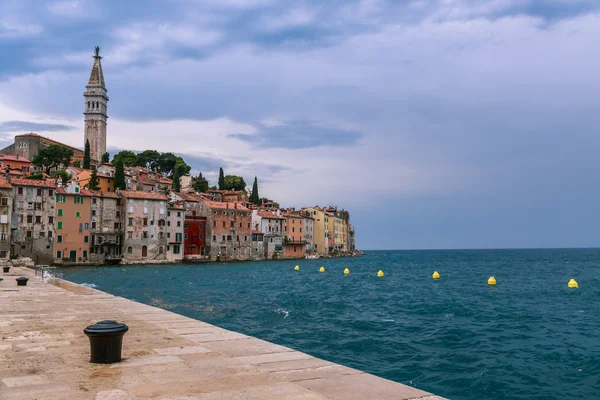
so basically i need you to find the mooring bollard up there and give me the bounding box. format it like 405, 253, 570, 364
84, 320, 129, 363
16, 277, 28, 286
2, 266, 9, 273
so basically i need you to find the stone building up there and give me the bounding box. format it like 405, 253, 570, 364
121, 191, 168, 263
89, 191, 122, 263
0, 177, 13, 260
84, 47, 108, 162
10, 178, 56, 264
170, 191, 211, 260
283, 212, 305, 259
204, 200, 251, 261
303, 207, 329, 256
251, 210, 284, 259
53, 182, 91, 264
0, 133, 84, 168
167, 204, 184, 262
303, 211, 315, 253
251, 230, 264, 259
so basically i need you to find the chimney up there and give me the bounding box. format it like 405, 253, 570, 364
16, 154, 19, 160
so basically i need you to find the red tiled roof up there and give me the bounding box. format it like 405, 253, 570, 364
0, 177, 12, 189
202, 200, 249, 211
55, 187, 93, 197
174, 191, 201, 202
119, 190, 168, 201
169, 203, 185, 210
281, 212, 303, 219
252, 230, 264, 235
10, 178, 56, 188
0, 154, 31, 163
87, 190, 120, 199
257, 211, 284, 219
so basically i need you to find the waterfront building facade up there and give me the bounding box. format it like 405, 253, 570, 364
10, 178, 56, 264
205, 200, 251, 261
0, 178, 12, 260
252, 210, 284, 259
121, 191, 168, 263
167, 205, 184, 262
89, 191, 122, 263
53, 182, 91, 263
303, 211, 315, 252
303, 207, 328, 256
283, 212, 305, 259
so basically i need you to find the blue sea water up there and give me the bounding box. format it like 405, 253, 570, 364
56, 249, 600, 400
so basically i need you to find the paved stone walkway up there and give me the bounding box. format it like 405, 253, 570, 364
0, 267, 445, 400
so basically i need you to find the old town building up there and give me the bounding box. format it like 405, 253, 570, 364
10, 178, 56, 264
282, 212, 305, 259
303, 207, 328, 256
0, 133, 85, 167
121, 191, 169, 263
251, 210, 284, 259
167, 204, 184, 262
0, 177, 12, 260
303, 211, 315, 253
73, 169, 115, 192
89, 191, 122, 263
54, 182, 91, 264
205, 200, 251, 261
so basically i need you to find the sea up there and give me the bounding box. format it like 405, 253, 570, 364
56, 249, 600, 400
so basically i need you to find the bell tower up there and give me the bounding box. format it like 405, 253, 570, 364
84, 46, 108, 162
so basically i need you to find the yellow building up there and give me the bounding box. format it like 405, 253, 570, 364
303, 207, 328, 256
73, 169, 115, 193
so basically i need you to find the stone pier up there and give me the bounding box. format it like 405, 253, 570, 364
0, 267, 445, 400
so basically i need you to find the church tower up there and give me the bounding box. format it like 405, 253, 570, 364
84, 46, 108, 162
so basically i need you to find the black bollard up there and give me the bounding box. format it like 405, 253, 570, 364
2, 266, 9, 273
16, 277, 28, 286
84, 320, 129, 363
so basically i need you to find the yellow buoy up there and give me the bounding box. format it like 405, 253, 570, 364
319, 266, 325, 273
432, 271, 440, 279
344, 268, 350, 275
568, 278, 578, 288
294, 265, 300, 271
488, 276, 496, 286
377, 270, 384, 277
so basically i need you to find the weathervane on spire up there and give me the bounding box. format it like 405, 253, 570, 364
94, 46, 101, 58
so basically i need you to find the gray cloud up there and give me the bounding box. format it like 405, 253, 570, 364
0, 120, 74, 133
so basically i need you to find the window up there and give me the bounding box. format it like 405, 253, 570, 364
248, 223, 251, 228
0, 233, 7, 241
177, 221, 180, 227
48, 231, 52, 238
127, 246, 133, 254
83, 250, 87, 258
18, 187, 23, 195
158, 246, 164, 254
128, 218, 133, 226
143, 207, 148, 214
167, 232, 170, 238
27, 215, 32, 224
92, 221, 97, 229
76, 211, 81, 218
227, 235, 232, 241
84, 223, 89, 230
239, 222, 242, 228
213, 235, 216, 241
0, 250, 5, 258
177, 211, 181, 217
114, 222, 119, 230
49, 190, 53, 197
35, 216, 41, 224
57, 222, 62, 230
142, 231, 148, 239
1, 198, 7, 206
74, 196, 83, 204
37, 189, 42, 196
230, 221, 234, 227
128, 206, 133, 213
300, 228, 302, 233
167, 211, 171, 217
0, 215, 7, 224
222, 221, 226, 228
79, 223, 83, 232
84, 236, 89, 243
26, 230, 32, 238
213, 220, 216, 227
173, 245, 180, 254
48, 216, 54, 224
92, 198, 97, 204
294, 246, 297, 252
292, 227, 295, 232
127, 231, 133, 239
160, 208, 165, 215
116, 211, 120, 218
143, 218, 148, 226
75, 187, 79, 193
56, 251, 62, 259
200, 234, 203, 239
182, 233, 186, 241
91, 210, 96, 216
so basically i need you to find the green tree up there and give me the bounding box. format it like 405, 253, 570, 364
223, 175, 246, 191
260, 197, 279, 208
28, 173, 44, 180
88, 168, 100, 190
83, 139, 91, 169
114, 161, 126, 191
112, 150, 137, 166
135, 149, 161, 170
32, 145, 74, 174
192, 172, 209, 193
250, 176, 260, 204
52, 169, 71, 184
218, 167, 225, 190
210, 185, 217, 190
101, 152, 110, 163
172, 168, 181, 192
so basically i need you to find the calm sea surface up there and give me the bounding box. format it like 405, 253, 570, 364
56, 249, 600, 400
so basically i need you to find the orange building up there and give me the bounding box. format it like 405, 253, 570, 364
283, 212, 305, 258
54, 182, 92, 263
72, 169, 115, 192
0, 154, 32, 175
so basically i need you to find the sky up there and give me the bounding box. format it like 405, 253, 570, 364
1, 0, 600, 250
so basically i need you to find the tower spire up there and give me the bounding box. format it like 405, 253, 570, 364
84, 46, 108, 162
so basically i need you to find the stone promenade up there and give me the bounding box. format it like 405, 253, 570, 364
0, 267, 445, 400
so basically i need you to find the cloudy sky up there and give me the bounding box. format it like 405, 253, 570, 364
1, 0, 600, 250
